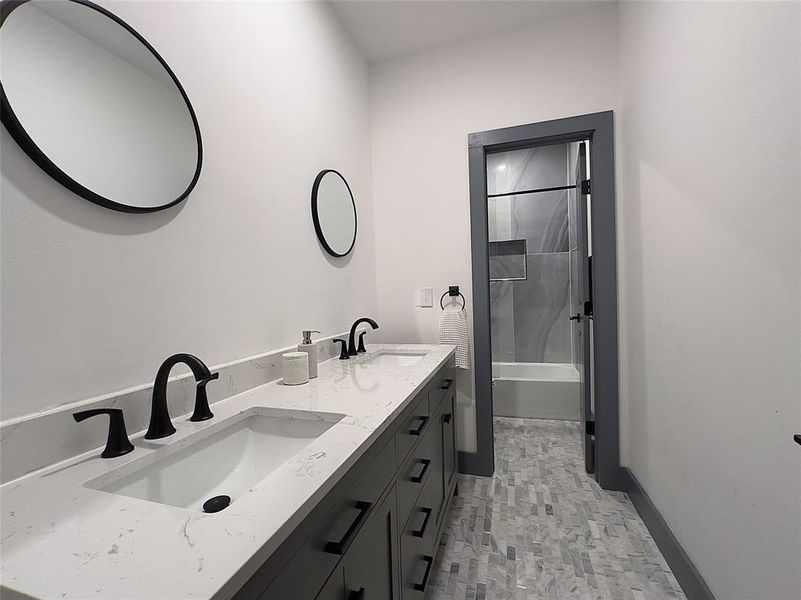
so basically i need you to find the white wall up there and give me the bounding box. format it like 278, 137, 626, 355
0, 1, 376, 420
369, 5, 619, 451
617, 2, 801, 599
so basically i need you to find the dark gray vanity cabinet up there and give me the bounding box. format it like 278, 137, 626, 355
397, 379, 456, 599
342, 485, 401, 600
237, 370, 457, 600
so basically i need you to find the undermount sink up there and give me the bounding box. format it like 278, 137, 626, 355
88, 408, 343, 512
360, 350, 428, 367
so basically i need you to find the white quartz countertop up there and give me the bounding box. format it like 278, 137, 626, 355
0, 344, 456, 600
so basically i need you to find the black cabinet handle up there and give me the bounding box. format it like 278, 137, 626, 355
412, 507, 432, 538
440, 379, 453, 390
410, 459, 431, 484
409, 415, 428, 436
324, 500, 372, 555
348, 588, 365, 600
413, 555, 434, 592
441, 412, 452, 424
794, 434, 801, 446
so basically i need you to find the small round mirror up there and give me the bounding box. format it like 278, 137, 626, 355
311, 170, 357, 257
0, 0, 202, 213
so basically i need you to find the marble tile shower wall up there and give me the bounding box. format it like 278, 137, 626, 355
487, 146, 573, 364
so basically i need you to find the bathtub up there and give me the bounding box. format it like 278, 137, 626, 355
492, 362, 580, 421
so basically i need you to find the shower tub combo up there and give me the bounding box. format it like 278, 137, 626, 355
492, 362, 580, 421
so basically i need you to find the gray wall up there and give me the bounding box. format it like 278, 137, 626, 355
487, 144, 572, 364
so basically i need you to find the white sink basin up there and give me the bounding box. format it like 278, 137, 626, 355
88, 408, 343, 512
360, 350, 428, 367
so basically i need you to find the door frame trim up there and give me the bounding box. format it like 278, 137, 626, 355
461, 111, 623, 490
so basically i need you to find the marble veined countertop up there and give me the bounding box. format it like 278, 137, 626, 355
0, 344, 455, 600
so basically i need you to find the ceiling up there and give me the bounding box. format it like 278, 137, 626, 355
329, 0, 610, 64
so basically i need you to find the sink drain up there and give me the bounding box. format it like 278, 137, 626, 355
203, 495, 231, 513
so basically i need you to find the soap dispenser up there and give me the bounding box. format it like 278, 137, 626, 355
299, 330, 321, 378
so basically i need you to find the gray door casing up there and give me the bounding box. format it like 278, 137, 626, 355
461, 111, 623, 491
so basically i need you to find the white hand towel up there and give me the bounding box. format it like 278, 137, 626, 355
439, 305, 470, 369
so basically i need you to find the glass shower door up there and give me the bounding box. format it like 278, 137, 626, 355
571, 142, 595, 473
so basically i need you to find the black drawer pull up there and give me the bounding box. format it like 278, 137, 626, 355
440, 379, 453, 390
412, 507, 432, 538
413, 555, 434, 592
410, 458, 431, 483
409, 415, 428, 436
348, 587, 365, 600
441, 412, 452, 424
324, 500, 372, 555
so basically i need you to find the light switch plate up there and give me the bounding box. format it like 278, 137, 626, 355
417, 287, 433, 308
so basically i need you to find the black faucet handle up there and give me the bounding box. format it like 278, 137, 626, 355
357, 331, 368, 353
190, 372, 218, 422
333, 338, 350, 360
72, 408, 135, 459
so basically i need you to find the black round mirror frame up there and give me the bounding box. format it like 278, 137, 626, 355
311, 169, 357, 258
0, 0, 203, 213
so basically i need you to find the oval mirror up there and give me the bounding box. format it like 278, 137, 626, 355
0, 0, 202, 213
311, 170, 357, 257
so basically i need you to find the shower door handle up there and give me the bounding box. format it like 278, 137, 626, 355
569, 314, 582, 322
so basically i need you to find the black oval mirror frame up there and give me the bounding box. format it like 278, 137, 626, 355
311, 169, 357, 258
0, 0, 203, 213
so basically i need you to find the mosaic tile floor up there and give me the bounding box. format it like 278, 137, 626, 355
426, 418, 686, 600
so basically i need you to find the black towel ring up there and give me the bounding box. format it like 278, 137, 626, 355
440, 286, 466, 312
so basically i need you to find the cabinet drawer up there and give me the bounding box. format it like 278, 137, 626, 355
399, 477, 436, 600
428, 377, 453, 413
396, 421, 434, 529
325, 436, 396, 553
400, 530, 436, 600
395, 390, 430, 467
401, 474, 435, 546
259, 437, 395, 599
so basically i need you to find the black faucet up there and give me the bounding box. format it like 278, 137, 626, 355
145, 353, 219, 440
348, 317, 379, 356
73, 408, 135, 458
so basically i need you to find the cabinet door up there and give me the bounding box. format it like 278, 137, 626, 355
431, 388, 457, 529
400, 534, 435, 600
343, 485, 400, 600
442, 390, 457, 494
